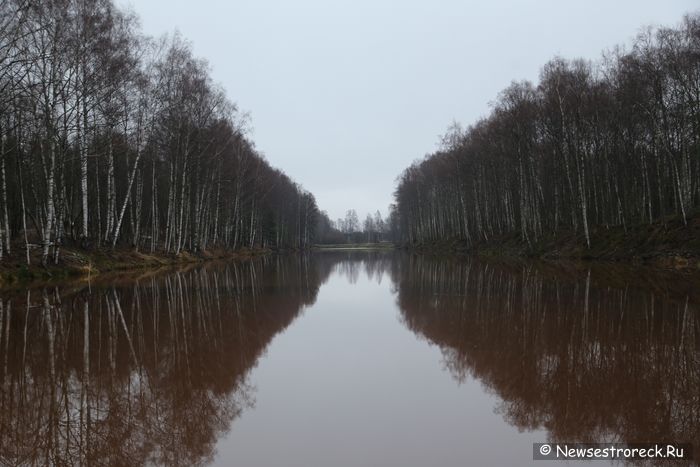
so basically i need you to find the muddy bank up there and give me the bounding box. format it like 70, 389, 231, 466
403, 213, 700, 270
0, 247, 270, 287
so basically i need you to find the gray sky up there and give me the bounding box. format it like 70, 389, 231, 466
118, 0, 696, 222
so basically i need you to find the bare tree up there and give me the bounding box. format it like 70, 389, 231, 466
0, 0, 322, 264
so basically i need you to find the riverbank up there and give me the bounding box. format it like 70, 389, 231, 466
404, 213, 700, 270
0, 247, 270, 287
314, 243, 395, 251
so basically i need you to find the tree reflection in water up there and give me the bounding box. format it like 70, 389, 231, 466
1, 253, 698, 465
396, 256, 699, 450
324, 250, 395, 285
0, 256, 326, 466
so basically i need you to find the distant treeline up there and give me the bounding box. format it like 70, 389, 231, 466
0, 0, 319, 265
394, 14, 700, 248
315, 208, 398, 244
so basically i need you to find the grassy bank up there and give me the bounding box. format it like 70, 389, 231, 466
0, 247, 270, 288
404, 213, 700, 270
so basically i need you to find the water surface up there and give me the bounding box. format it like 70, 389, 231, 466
0, 252, 697, 466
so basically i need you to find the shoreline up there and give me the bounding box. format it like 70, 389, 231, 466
399, 214, 700, 271
313, 243, 395, 251
0, 247, 271, 288
3, 213, 698, 289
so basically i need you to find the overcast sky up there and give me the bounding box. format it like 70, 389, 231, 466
117, 0, 695, 222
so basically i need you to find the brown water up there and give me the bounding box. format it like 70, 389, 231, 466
0, 252, 697, 466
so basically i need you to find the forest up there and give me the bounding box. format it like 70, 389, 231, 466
394, 14, 700, 250
3, 1, 697, 274
0, 0, 320, 266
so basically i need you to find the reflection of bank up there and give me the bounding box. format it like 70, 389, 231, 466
396, 256, 700, 453
0, 256, 326, 467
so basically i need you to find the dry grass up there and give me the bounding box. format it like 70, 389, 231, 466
0, 246, 268, 288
